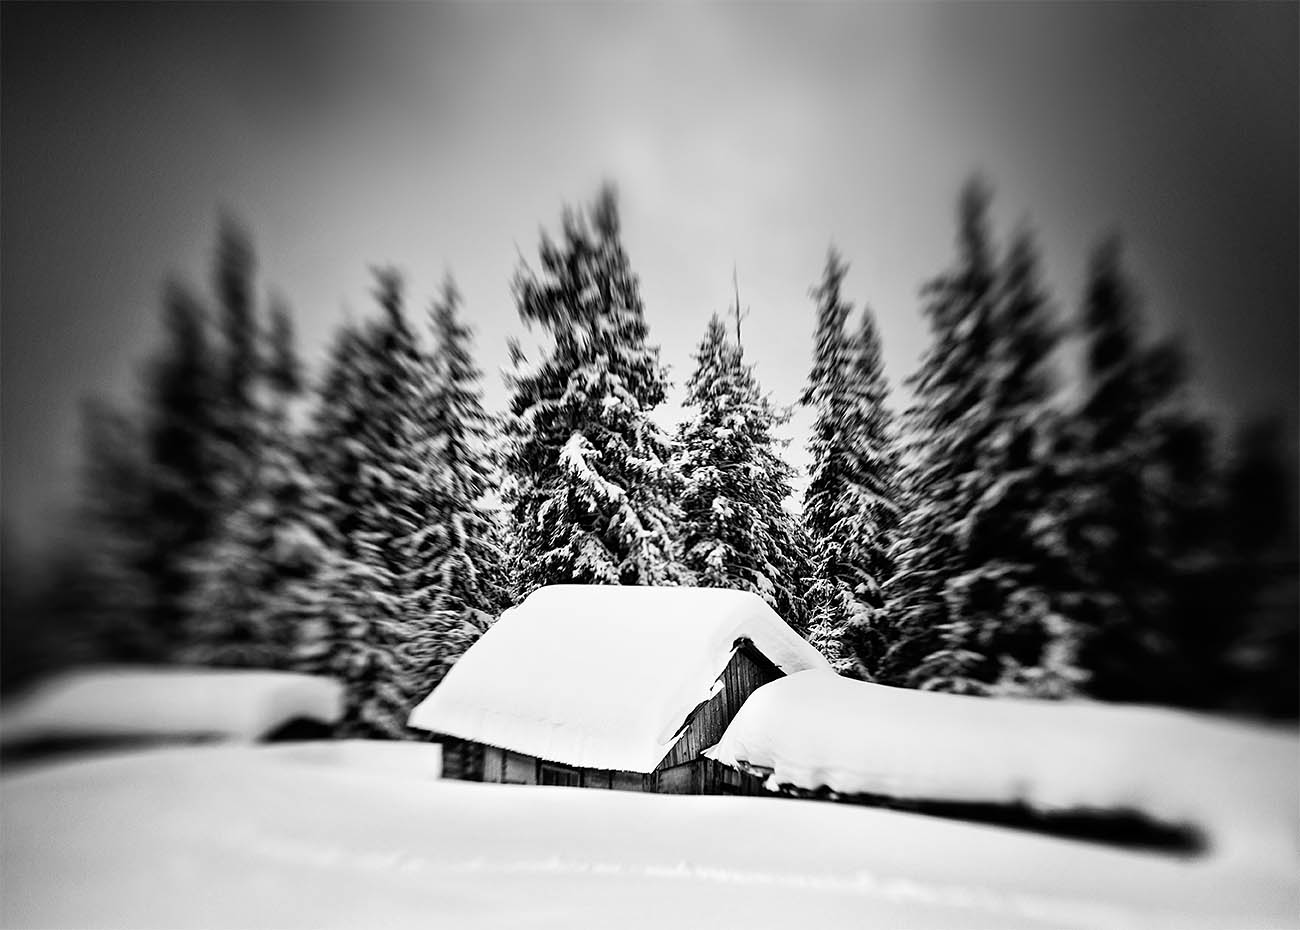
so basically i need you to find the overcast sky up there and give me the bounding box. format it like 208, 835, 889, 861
3, 1, 1296, 553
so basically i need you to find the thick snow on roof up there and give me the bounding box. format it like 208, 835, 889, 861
407, 584, 829, 772
4, 743, 1295, 929
1, 666, 345, 745
705, 670, 1299, 864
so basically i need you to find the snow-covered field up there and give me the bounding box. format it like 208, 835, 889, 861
3, 742, 1296, 930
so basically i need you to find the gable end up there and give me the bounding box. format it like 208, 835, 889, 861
653, 638, 784, 773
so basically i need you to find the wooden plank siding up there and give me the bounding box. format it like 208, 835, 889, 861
433, 637, 783, 795
437, 737, 485, 782
652, 640, 782, 774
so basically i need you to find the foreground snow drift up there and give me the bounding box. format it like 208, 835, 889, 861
705, 671, 1299, 862
3, 743, 1295, 929
0, 667, 345, 746
257, 739, 443, 780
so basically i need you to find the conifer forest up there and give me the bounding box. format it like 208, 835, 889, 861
5, 181, 1295, 735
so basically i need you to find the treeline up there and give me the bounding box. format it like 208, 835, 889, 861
5, 181, 1295, 730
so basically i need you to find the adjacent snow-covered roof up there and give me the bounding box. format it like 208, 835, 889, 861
1, 667, 345, 745
705, 670, 1299, 862
407, 584, 830, 772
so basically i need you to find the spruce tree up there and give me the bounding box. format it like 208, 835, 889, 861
183, 434, 333, 670
801, 249, 856, 543
800, 250, 901, 676
76, 399, 154, 660
133, 219, 277, 663
1069, 237, 1225, 705
139, 282, 224, 659
506, 185, 688, 591
1069, 238, 1176, 701
1219, 421, 1299, 718
211, 218, 262, 506
308, 320, 374, 553
183, 301, 319, 671
14, 401, 153, 680
288, 512, 420, 738
300, 272, 452, 736
675, 313, 811, 631
832, 305, 903, 674
800, 249, 856, 671
914, 229, 1087, 697
1142, 353, 1227, 706
309, 270, 426, 569
401, 277, 511, 688
882, 179, 999, 690
266, 298, 303, 411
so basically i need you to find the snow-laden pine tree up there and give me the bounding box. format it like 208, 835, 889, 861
800, 249, 901, 675
834, 305, 903, 675
133, 220, 286, 662
182, 305, 322, 671
674, 313, 811, 631
212, 217, 260, 472
1218, 421, 1299, 719
76, 399, 154, 661
139, 282, 225, 659
184, 434, 335, 670
881, 180, 1000, 690
288, 526, 417, 739
308, 320, 373, 552
801, 250, 856, 551
401, 277, 511, 688
506, 186, 689, 592
801, 250, 856, 672
301, 275, 444, 736
911, 228, 1088, 698
1067, 237, 1225, 705
266, 298, 304, 411
309, 271, 427, 568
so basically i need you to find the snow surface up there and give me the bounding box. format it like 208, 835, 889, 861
705, 670, 1300, 864
3, 742, 1296, 929
257, 739, 443, 781
1, 667, 345, 745
407, 585, 829, 771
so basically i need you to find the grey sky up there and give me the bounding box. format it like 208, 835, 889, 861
3, 2, 1296, 553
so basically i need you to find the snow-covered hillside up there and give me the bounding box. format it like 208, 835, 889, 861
3, 743, 1296, 929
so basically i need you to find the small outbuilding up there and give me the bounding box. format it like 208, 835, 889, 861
705, 669, 1299, 855
407, 584, 830, 794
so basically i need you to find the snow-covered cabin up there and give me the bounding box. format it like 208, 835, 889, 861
407, 585, 830, 793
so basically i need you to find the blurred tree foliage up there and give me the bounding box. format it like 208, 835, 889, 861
7, 184, 1294, 727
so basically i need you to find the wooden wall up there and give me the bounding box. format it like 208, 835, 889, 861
475, 743, 647, 790
652, 640, 782, 774
482, 745, 504, 783
505, 750, 537, 785
438, 737, 484, 782
435, 637, 783, 796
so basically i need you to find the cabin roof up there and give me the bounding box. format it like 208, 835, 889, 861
407, 585, 829, 772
